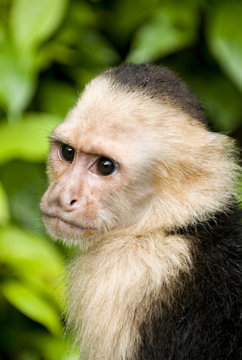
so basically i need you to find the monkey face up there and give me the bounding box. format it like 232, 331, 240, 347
40, 83, 155, 246
41, 72, 237, 248
40, 133, 153, 246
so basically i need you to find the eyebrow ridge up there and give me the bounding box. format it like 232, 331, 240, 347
49, 134, 115, 159
49, 134, 70, 144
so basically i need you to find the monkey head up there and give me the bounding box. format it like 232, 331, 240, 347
40, 65, 238, 248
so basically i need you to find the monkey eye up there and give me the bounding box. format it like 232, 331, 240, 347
97, 157, 116, 176
59, 144, 75, 163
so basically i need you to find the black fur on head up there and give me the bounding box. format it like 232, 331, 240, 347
104, 64, 205, 123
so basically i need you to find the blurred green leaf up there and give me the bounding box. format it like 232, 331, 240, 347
32, 334, 79, 360
127, 2, 199, 63
0, 22, 5, 45
15, 266, 63, 308
0, 182, 10, 226
42, 2, 98, 67
207, 1, 242, 91
38, 81, 77, 117
10, 0, 68, 51
0, 41, 35, 116
0, 113, 61, 164
186, 73, 242, 132
0, 226, 64, 278
0, 225, 65, 306
0, 161, 46, 231
1, 280, 62, 335
62, 1, 96, 31
79, 31, 120, 67
47, 31, 119, 69
105, 0, 159, 43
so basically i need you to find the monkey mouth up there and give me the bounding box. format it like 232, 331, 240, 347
41, 212, 96, 233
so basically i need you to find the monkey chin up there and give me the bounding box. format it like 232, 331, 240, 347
42, 213, 98, 248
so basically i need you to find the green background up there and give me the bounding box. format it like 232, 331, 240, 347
0, 0, 241, 359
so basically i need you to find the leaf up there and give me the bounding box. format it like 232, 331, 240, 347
0, 41, 36, 116
0, 182, 10, 226
0, 21, 6, 45
207, 1, 242, 91
79, 31, 120, 66
0, 226, 65, 336
10, 0, 68, 51
0, 225, 65, 309
1, 280, 62, 335
0, 226, 64, 278
0, 162, 46, 232
186, 73, 242, 132
105, 0, 159, 43
127, 3, 199, 63
38, 81, 77, 117
64, 1, 96, 29
32, 334, 79, 360
0, 113, 61, 164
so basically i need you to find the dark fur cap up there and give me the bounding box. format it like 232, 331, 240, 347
104, 64, 205, 122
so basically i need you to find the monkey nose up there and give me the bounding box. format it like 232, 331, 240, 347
60, 196, 80, 212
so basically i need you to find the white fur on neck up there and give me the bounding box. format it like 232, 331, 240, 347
66, 232, 192, 360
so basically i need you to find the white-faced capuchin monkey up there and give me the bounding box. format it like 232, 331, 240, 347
41, 64, 242, 360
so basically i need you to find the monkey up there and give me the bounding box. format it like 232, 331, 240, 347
40, 64, 242, 360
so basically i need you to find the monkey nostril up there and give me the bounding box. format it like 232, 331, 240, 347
70, 199, 78, 206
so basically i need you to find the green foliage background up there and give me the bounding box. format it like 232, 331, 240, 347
0, 0, 241, 359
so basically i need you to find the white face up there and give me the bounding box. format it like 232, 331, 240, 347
40, 80, 155, 246
41, 76, 228, 247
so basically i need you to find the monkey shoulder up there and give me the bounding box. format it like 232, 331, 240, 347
138, 206, 242, 360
